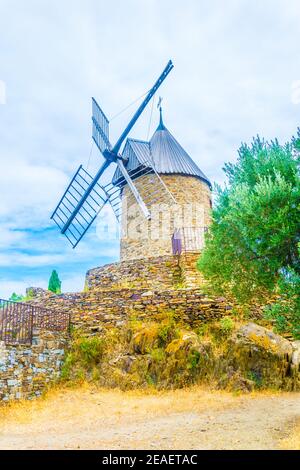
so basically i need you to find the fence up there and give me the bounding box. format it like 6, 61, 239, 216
0, 298, 70, 345
172, 227, 208, 255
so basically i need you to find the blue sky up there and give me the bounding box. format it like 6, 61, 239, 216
0, 0, 300, 298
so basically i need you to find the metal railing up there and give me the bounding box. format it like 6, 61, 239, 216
172, 227, 208, 255
0, 298, 70, 345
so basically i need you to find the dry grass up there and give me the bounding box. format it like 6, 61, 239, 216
0, 383, 282, 428
0, 385, 298, 450
0, 383, 256, 429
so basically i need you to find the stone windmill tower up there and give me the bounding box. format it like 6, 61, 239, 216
112, 107, 212, 262
52, 61, 212, 270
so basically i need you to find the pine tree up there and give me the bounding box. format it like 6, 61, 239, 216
48, 270, 62, 294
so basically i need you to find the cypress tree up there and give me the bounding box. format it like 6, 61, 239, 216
48, 270, 62, 294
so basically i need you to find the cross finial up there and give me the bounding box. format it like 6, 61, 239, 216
157, 97, 166, 130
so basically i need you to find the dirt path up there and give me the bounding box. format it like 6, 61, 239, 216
0, 387, 299, 450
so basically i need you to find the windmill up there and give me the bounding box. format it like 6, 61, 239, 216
51, 60, 175, 248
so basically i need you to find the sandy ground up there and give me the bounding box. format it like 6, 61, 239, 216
0, 386, 299, 450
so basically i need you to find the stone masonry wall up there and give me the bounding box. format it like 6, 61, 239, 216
0, 329, 67, 402
29, 287, 232, 336
120, 174, 212, 261
86, 253, 206, 291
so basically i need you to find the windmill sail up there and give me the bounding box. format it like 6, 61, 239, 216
51, 165, 109, 248
101, 181, 122, 222
92, 98, 111, 153
51, 60, 174, 248
100, 159, 177, 228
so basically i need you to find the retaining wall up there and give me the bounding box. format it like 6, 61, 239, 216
0, 329, 67, 402
86, 253, 205, 291
28, 287, 233, 335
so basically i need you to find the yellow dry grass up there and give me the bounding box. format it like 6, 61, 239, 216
0, 383, 252, 428
0, 385, 297, 450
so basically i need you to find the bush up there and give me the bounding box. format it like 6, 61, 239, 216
264, 269, 300, 339
219, 317, 235, 335
61, 336, 105, 381
77, 337, 105, 366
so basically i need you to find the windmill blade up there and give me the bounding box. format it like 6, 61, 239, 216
51, 165, 110, 248
116, 158, 151, 219
92, 98, 111, 153
113, 60, 174, 154
102, 182, 122, 222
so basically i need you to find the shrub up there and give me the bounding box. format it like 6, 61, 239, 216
76, 337, 105, 366
219, 316, 235, 335
61, 336, 105, 382
264, 268, 300, 339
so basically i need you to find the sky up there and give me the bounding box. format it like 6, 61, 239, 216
0, 0, 300, 298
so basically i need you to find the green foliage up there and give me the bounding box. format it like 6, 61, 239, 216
61, 336, 105, 381
219, 316, 235, 335
264, 268, 300, 339
76, 336, 105, 366
24, 288, 34, 301
9, 289, 35, 302
48, 270, 62, 294
9, 292, 24, 302
150, 347, 166, 362
187, 350, 201, 370
198, 132, 300, 337
247, 370, 263, 388
157, 315, 178, 346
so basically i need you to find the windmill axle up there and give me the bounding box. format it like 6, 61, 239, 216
103, 149, 118, 163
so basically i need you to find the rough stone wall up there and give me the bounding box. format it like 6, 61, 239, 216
28, 287, 232, 336
180, 253, 207, 288
86, 253, 205, 291
120, 174, 212, 261
0, 329, 67, 402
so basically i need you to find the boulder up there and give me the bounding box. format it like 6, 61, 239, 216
131, 323, 160, 354
228, 322, 300, 390
291, 341, 300, 367
166, 331, 206, 356
232, 322, 293, 359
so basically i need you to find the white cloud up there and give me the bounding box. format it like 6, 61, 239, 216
0, 162, 68, 226
0, 80, 6, 105
0, 252, 65, 268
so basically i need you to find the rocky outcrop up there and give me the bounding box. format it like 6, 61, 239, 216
232, 323, 293, 358
228, 323, 300, 390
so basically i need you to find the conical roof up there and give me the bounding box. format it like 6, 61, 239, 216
112, 110, 211, 188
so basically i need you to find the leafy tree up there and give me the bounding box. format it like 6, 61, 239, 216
48, 270, 62, 294
264, 266, 300, 338
9, 292, 24, 302
198, 131, 300, 310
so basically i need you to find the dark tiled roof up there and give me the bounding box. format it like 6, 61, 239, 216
112, 113, 211, 188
